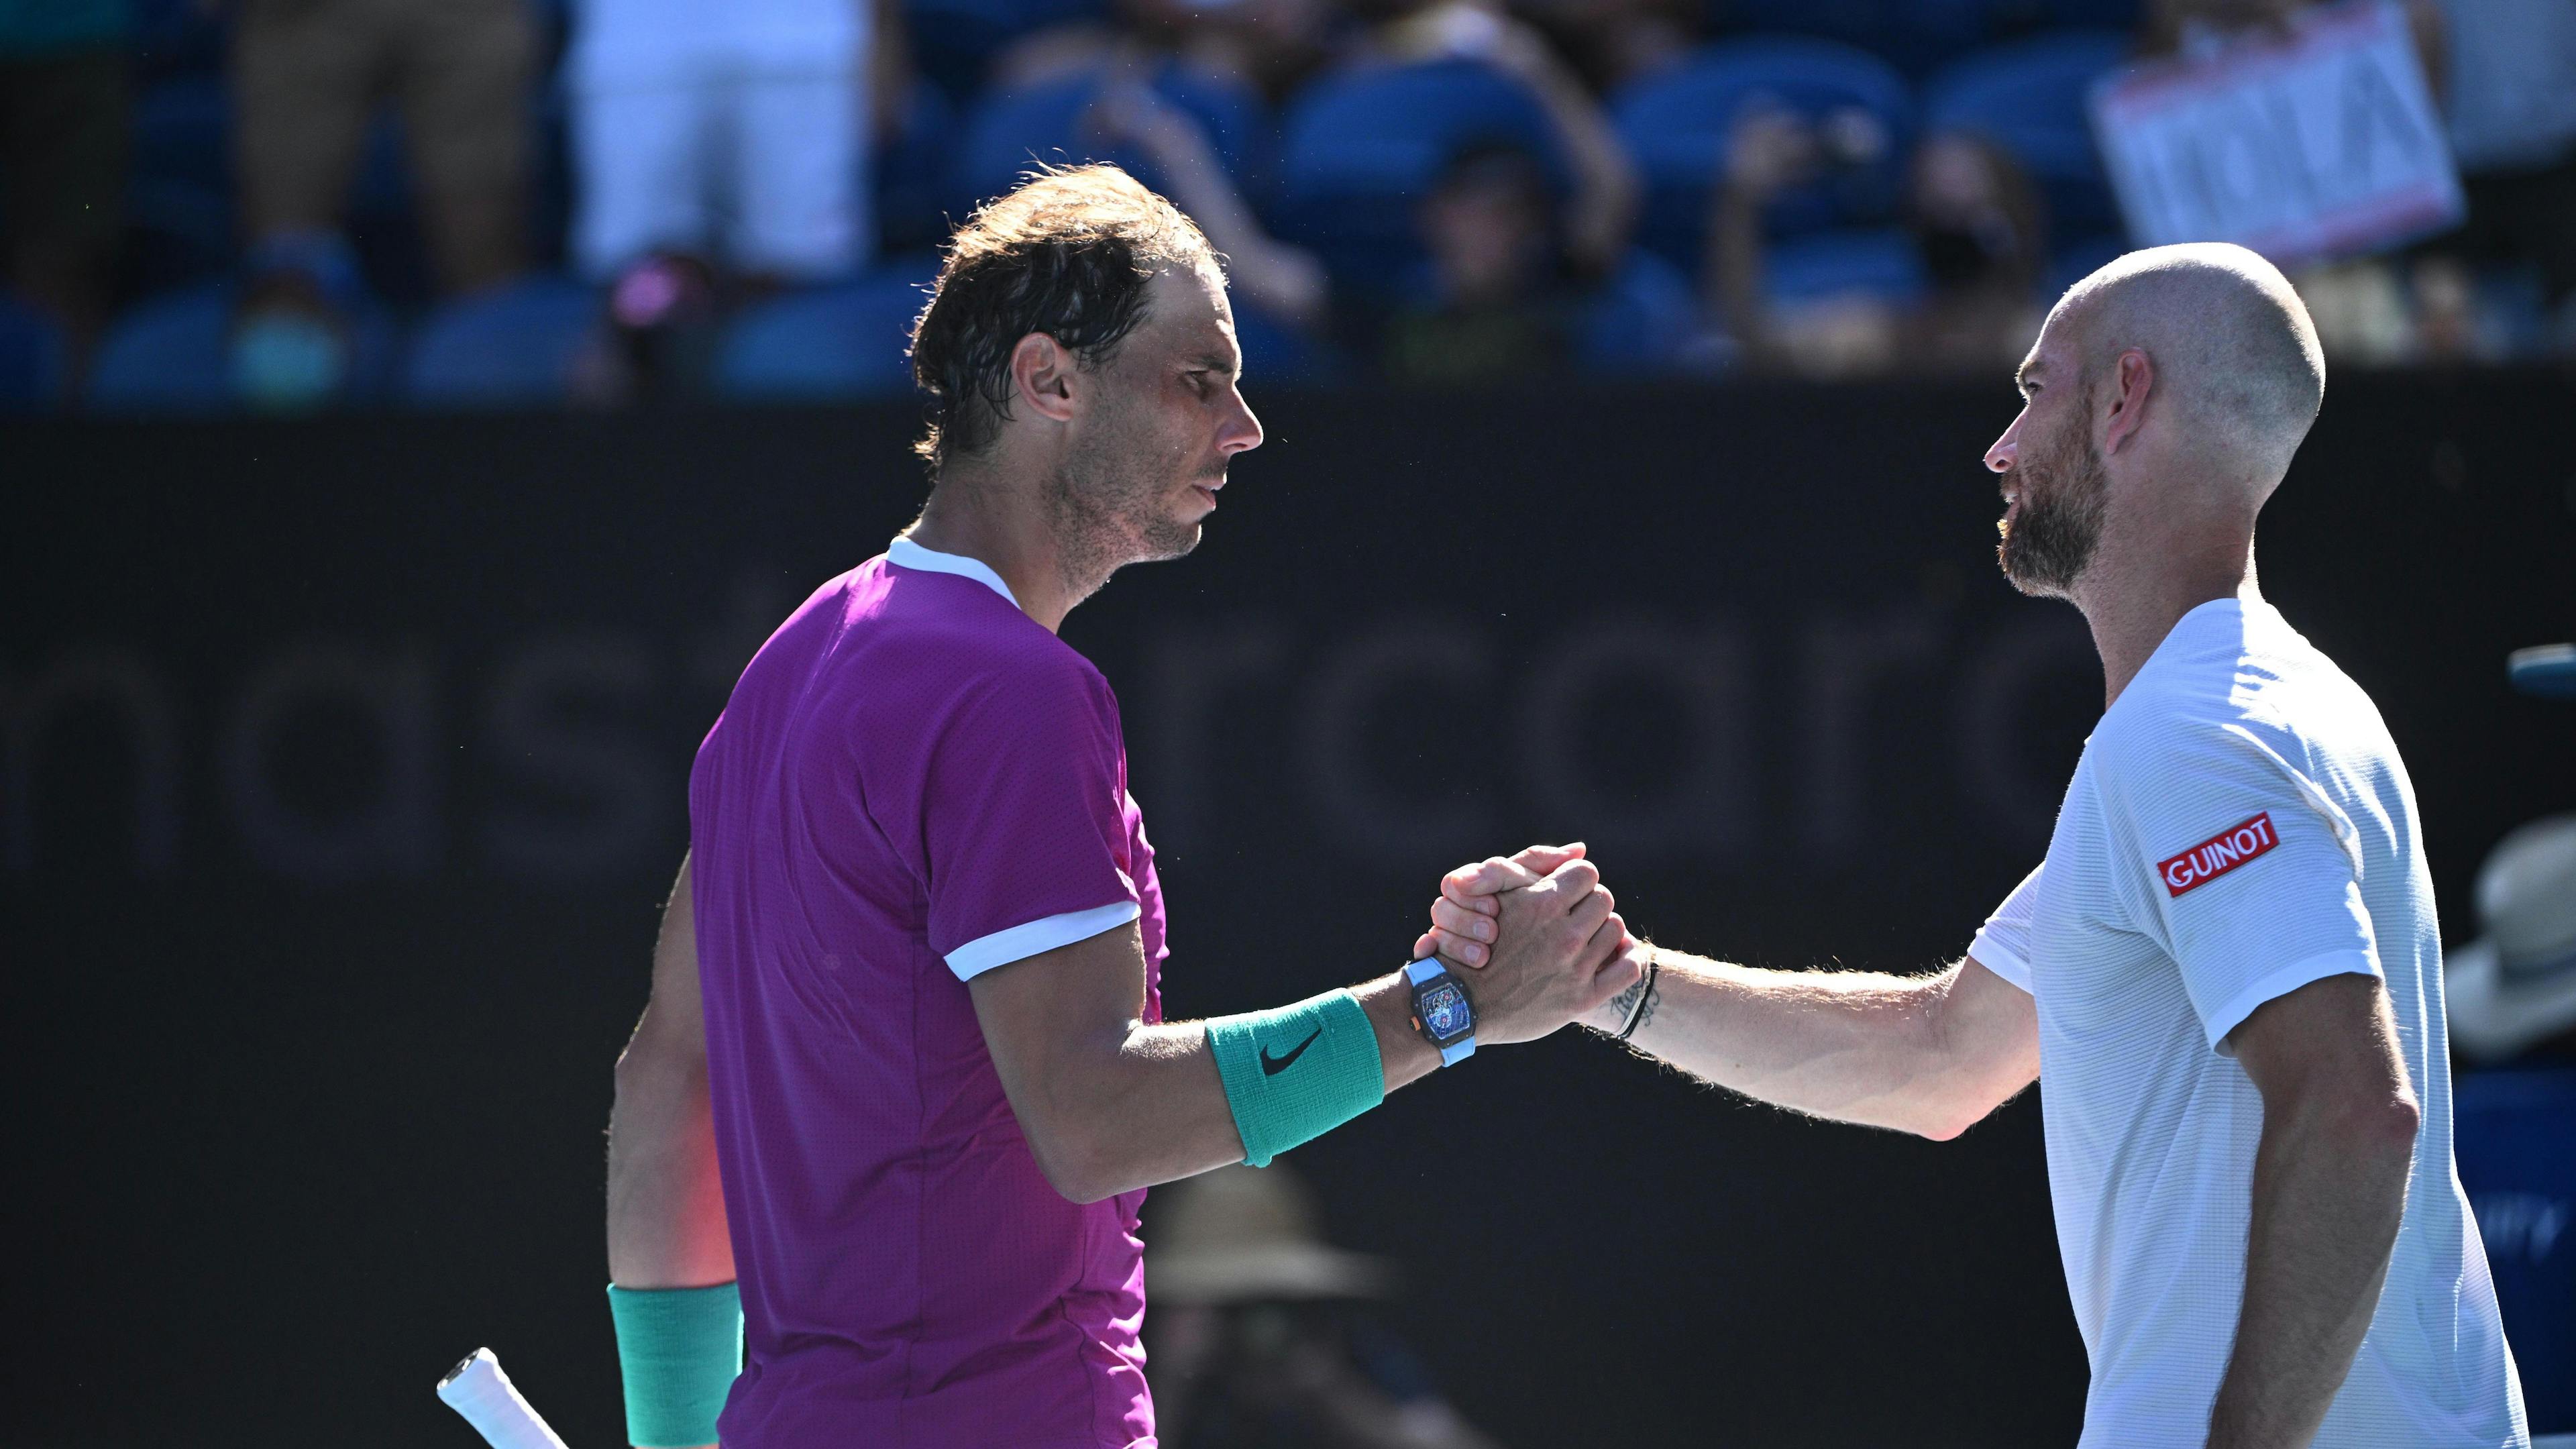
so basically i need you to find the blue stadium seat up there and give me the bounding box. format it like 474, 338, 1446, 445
1712, 0, 1992, 76
88, 282, 402, 413
2454, 1068, 2575, 1432
0, 296, 68, 411
401, 276, 600, 407
1763, 226, 1929, 306
1925, 31, 2134, 243
907, 0, 1108, 101
1578, 248, 1705, 372
1276, 60, 1569, 289
1613, 38, 1914, 272
87, 287, 234, 413
953, 62, 1269, 214
712, 264, 938, 400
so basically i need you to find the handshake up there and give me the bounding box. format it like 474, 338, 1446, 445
1405, 841, 1651, 1048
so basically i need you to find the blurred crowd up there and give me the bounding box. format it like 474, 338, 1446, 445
1, 0, 2571, 411
1144, 1163, 1507, 1449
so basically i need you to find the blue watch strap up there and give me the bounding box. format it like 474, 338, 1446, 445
1403, 958, 1477, 1065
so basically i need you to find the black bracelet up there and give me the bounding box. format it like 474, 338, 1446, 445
1616, 950, 1660, 1041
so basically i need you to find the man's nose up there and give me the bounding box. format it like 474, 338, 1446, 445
1220, 388, 1264, 456
1984, 418, 2021, 475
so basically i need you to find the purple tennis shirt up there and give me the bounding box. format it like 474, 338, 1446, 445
687, 537, 1165, 1448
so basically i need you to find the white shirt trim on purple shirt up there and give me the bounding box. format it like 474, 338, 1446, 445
888, 535, 1018, 609
945, 899, 1142, 981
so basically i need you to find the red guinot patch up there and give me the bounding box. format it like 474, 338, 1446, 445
2159, 813, 2279, 897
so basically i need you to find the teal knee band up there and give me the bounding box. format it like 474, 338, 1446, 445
1205, 988, 1385, 1167
607, 1282, 743, 1448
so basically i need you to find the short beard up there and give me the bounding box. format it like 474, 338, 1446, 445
1046, 421, 1201, 602
1998, 404, 2108, 599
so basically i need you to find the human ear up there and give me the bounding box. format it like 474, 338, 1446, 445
2102, 348, 2153, 455
1010, 333, 1079, 425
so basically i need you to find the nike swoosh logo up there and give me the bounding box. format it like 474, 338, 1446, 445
1259, 1028, 1324, 1076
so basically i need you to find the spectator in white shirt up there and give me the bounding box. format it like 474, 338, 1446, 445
565, 0, 902, 394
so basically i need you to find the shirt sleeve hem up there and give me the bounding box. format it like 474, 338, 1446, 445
2201, 947, 2382, 1057
944, 900, 1143, 981
1967, 931, 2034, 994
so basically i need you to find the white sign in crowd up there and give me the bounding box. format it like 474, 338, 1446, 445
2091, 0, 2463, 267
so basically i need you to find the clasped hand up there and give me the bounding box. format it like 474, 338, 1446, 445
1411, 843, 1640, 1044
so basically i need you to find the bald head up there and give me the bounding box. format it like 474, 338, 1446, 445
2047, 243, 2324, 483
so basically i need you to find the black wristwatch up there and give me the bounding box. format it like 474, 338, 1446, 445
1404, 958, 1477, 1066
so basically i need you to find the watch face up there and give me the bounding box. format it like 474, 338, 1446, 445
1417, 980, 1471, 1041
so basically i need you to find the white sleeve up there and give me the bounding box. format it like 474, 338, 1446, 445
1967, 865, 2043, 994
2103, 720, 2381, 1055
945, 900, 1141, 980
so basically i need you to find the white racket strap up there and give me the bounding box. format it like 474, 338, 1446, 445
438, 1348, 574, 1449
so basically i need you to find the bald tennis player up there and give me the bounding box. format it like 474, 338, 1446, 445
1426, 244, 2528, 1447
600, 165, 1635, 1449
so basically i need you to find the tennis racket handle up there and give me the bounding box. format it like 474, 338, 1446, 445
438, 1348, 574, 1449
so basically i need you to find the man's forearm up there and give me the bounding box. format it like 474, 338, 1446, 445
2206, 1090, 2416, 1448
607, 856, 734, 1289
607, 1019, 735, 1287
1582, 948, 2015, 1139
1036, 970, 1442, 1202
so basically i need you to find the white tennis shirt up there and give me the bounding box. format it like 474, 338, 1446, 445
1969, 598, 2526, 1447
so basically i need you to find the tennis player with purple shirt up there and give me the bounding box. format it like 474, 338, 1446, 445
600, 165, 1642, 1449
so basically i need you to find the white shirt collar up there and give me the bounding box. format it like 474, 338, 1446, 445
886, 535, 1020, 609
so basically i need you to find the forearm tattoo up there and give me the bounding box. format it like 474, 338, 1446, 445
1603, 969, 1660, 1040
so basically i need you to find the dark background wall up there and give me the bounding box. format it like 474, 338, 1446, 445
7, 370, 2573, 1447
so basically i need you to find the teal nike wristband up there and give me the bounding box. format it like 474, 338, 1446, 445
1205, 987, 1386, 1167
606, 1282, 743, 1448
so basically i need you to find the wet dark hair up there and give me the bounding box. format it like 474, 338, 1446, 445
908, 164, 1215, 470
